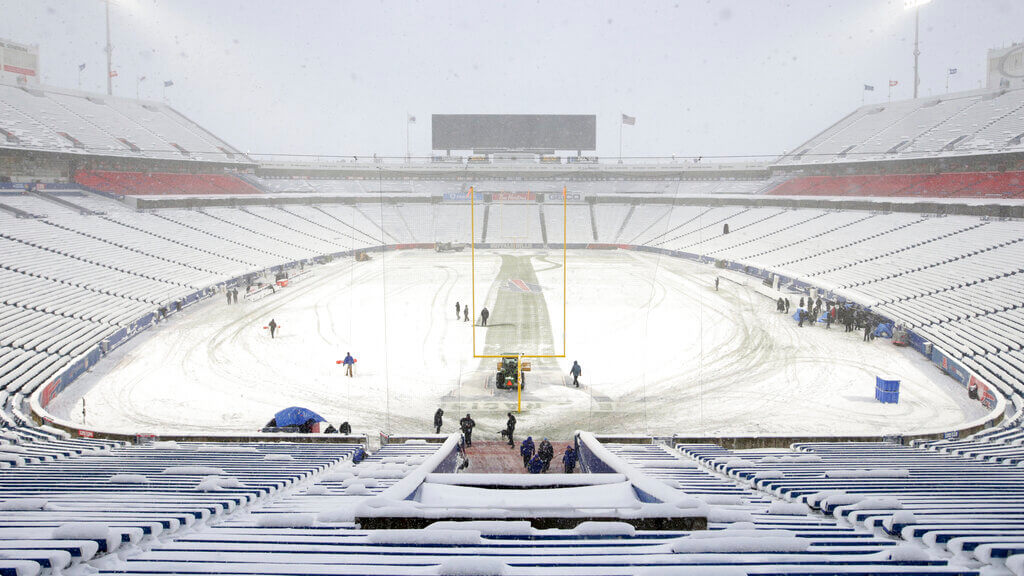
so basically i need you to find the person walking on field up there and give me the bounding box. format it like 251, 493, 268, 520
433, 408, 444, 434
463, 306, 469, 322
226, 290, 232, 305
460, 413, 476, 447
268, 319, 278, 338
504, 412, 516, 446
480, 307, 489, 327
570, 361, 582, 388
342, 352, 355, 377
233, 289, 239, 304
455, 302, 461, 320
715, 276, 720, 291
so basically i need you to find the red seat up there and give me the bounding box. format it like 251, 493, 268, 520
74, 170, 261, 196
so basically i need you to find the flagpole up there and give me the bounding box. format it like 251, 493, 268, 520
618, 116, 623, 164
406, 114, 410, 163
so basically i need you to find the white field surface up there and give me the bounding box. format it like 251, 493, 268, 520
50, 249, 986, 438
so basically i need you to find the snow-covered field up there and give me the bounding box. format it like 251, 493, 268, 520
50, 249, 986, 438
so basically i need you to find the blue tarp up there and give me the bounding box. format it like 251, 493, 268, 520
274, 406, 326, 427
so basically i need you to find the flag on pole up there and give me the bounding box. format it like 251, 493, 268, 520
407, 115, 416, 123
889, 80, 899, 87
863, 84, 875, 91
948, 68, 958, 75
109, 70, 119, 78
466, 186, 474, 198
621, 114, 636, 126
163, 80, 174, 87
78, 63, 86, 72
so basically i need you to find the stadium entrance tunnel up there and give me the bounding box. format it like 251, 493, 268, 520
353, 434, 706, 531
356, 473, 707, 531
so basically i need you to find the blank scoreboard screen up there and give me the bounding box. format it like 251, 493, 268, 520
431, 114, 596, 152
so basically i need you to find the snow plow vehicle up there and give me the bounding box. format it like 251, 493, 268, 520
492, 354, 530, 390
436, 242, 465, 253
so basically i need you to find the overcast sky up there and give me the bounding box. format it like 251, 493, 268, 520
1, 0, 1021, 160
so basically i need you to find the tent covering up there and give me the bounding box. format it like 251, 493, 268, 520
273, 406, 326, 427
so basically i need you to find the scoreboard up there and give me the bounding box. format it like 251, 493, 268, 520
432, 114, 596, 153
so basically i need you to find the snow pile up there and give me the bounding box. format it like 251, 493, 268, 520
699, 495, 745, 506
350, 477, 379, 488
0, 444, 29, 453
0, 559, 43, 576
255, 513, 317, 528
705, 507, 753, 523
888, 544, 933, 562
264, 453, 294, 461
322, 471, 354, 482
1006, 554, 1024, 576
752, 470, 784, 481
824, 468, 909, 479
651, 460, 698, 469
318, 505, 358, 523
767, 502, 811, 515
882, 511, 917, 532
426, 521, 533, 536
850, 497, 902, 510
435, 557, 506, 575
404, 439, 428, 444
304, 485, 329, 495
344, 483, 370, 495
52, 523, 119, 553
202, 445, 259, 453
670, 528, 810, 553
806, 490, 846, 507
367, 529, 482, 545
574, 521, 636, 536
780, 454, 822, 463
151, 441, 181, 449
819, 493, 864, 509
357, 468, 408, 480
712, 457, 756, 468
162, 466, 227, 475
109, 474, 149, 484
0, 453, 24, 465
0, 498, 48, 511
673, 497, 708, 511
195, 476, 247, 491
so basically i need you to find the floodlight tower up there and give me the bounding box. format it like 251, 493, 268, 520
905, 0, 933, 99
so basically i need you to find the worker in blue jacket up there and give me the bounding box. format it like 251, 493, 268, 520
562, 446, 578, 473
520, 436, 535, 468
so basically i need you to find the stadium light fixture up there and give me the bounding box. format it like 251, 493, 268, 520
904, 0, 933, 99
